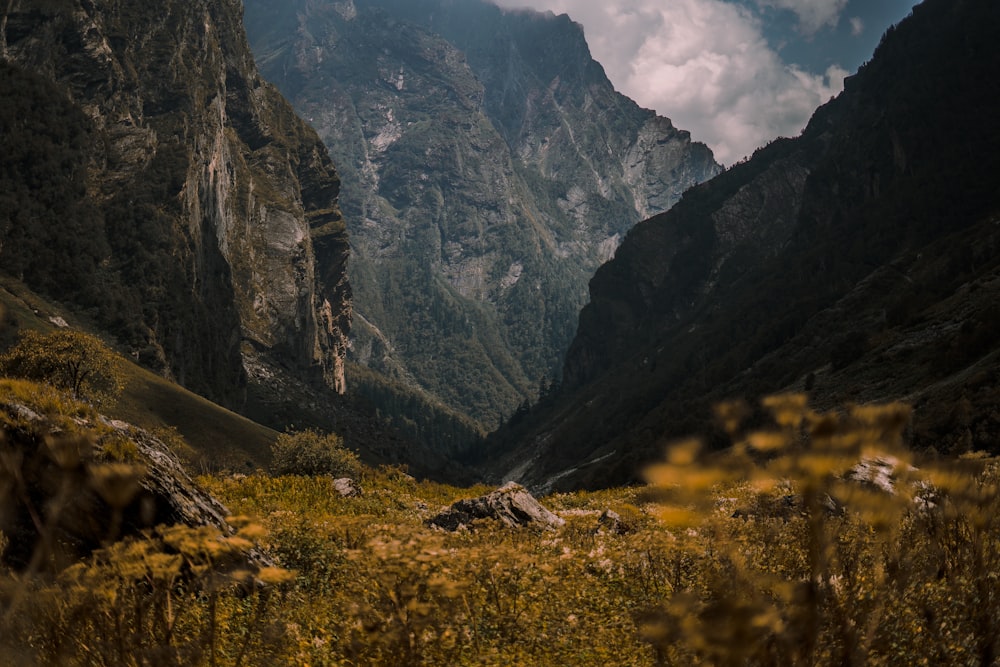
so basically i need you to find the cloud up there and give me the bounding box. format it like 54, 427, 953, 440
491, 0, 847, 164
754, 0, 849, 34
850, 16, 864, 36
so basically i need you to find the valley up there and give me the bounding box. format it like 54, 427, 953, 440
242, 0, 720, 430
1, 0, 1000, 663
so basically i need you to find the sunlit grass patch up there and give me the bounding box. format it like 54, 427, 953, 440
3, 389, 1000, 665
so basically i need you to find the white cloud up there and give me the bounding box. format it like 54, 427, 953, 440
754, 0, 849, 34
850, 16, 864, 36
491, 0, 847, 165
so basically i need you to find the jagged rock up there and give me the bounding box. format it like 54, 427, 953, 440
332, 477, 363, 498
102, 418, 232, 531
427, 481, 565, 531
0, 399, 234, 570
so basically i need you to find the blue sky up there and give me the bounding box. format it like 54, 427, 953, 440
750, 1, 915, 73
492, 0, 915, 164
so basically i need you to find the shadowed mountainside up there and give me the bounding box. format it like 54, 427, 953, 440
484, 0, 1000, 491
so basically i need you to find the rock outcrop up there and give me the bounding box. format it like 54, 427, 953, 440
0, 394, 234, 569
332, 477, 363, 498
427, 481, 564, 531
0, 0, 350, 407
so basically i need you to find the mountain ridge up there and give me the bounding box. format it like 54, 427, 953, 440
243, 0, 720, 428
485, 0, 1000, 491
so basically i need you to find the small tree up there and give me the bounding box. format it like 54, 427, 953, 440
270, 428, 363, 478
0, 329, 126, 405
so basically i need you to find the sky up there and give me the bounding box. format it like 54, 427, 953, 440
491, 0, 916, 165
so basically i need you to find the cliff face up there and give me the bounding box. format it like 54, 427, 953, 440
379, 0, 718, 221
243, 0, 719, 426
487, 0, 1000, 491
0, 0, 350, 404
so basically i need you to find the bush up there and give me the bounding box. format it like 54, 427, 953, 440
642, 394, 1000, 666
269, 429, 363, 478
0, 329, 125, 405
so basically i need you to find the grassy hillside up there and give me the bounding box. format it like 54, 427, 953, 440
0, 276, 278, 471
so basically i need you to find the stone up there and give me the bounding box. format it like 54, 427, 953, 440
596, 509, 631, 535
845, 456, 912, 494
332, 477, 363, 498
428, 481, 565, 531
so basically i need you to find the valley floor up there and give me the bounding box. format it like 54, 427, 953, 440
3, 396, 999, 666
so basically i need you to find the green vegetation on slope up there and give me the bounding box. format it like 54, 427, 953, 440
0, 62, 106, 308
348, 362, 485, 457
0, 279, 278, 470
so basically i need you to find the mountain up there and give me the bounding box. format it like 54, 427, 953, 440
0, 0, 350, 411
485, 0, 1000, 491
242, 0, 720, 428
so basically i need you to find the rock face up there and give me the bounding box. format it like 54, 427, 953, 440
0, 0, 350, 407
427, 481, 564, 531
485, 0, 1000, 490
243, 0, 719, 426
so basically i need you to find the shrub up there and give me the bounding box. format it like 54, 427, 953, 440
269, 428, 363, 478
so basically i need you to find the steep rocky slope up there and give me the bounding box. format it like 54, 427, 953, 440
486, 0, 1000, 490
243, 0, 719, 426
0, 0, 350, 409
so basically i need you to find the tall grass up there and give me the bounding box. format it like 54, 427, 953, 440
2, 391, 998, 665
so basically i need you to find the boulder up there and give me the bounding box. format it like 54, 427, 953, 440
332, 477, 362, 498
428, 481, 565, 531
844, 456, 913, 494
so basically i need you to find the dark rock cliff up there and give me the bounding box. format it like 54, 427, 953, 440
486, 0, 1000, 491
243, 0, 719, 427
0, 0, 351, 407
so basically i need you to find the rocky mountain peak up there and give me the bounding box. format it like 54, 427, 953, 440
245, 0, 720, 428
